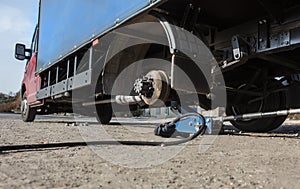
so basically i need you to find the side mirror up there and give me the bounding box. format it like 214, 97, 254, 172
15, 43, 31, 61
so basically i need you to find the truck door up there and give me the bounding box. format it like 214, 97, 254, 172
24, 27, 40, 105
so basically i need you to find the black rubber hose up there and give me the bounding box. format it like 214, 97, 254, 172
0, 113, 207, 152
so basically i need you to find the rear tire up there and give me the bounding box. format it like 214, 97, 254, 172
227, 89, 287, 133
96, 104, 113, 124
21, 92, 36, 122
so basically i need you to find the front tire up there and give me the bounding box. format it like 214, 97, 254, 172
21, 92, 36, 122
96, 104, 113, 124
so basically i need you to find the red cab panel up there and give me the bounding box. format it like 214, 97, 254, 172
22, 52, 41, 105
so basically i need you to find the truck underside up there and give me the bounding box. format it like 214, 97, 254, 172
22, 0, 300, 132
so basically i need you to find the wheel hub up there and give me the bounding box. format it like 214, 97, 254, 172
133, 77, 155, 98
134, 70, 170, 106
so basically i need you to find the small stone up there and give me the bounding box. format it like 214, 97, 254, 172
71, 123, 79, 127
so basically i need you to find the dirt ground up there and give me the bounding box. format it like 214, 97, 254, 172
0, 113, 299, 189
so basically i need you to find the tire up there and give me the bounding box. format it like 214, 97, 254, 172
96, 104, 113, 124
227, 89, 287, 133
21, 92, 36, 122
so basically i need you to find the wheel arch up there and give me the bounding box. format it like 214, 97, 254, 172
97, 13, 213, 108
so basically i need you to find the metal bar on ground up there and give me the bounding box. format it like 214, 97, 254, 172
221, 108, 300, 122
83, 95, 143, 106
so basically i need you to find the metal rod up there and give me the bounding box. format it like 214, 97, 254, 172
48, 70, 51, 87
171, 54, 175, 89
181, 4, 193, 27
226, 87, 263, 96
115, 95, 143, 105
67, 60, 70, 79
82, 95, 143, 106
89, 47, 93, 70
56, 66, 59, 83
74, 56, 77, 76
220, 108, 300, 122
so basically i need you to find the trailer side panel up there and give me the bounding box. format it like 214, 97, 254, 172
37, 0, 161, 72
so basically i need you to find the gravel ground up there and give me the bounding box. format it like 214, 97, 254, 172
0, 113, 299, 189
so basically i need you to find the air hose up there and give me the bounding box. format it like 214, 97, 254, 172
0, 113, 207, 152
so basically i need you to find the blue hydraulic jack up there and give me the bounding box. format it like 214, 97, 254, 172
154, 102, 224, 138
154, 112, 223, 139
